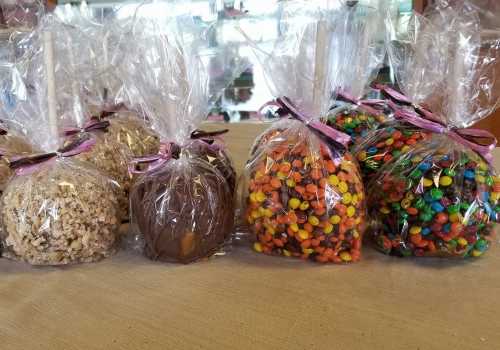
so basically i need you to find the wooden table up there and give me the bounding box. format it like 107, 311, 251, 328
1, 122, 499, 350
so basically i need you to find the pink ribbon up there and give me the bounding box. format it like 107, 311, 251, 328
128, 142, 179, 175
336, 90, 387, 116
9, 135, 97, 176
261, 97, 351, 148
63, 119, 111, 136
388, 99, 497, 165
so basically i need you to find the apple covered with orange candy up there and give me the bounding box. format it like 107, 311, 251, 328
244, 119, 366, 263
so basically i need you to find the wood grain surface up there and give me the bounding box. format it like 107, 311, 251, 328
0, 122, 499, 350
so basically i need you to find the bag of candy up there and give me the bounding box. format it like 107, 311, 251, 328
326, 2, 388, 145
358, 1, 500, 258
240, 2, 366, 263
0, 16, 121, 265
121, 9, 241, 264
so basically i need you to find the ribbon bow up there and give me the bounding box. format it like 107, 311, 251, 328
336, 90, 387, 116
378, 85, 497, 165
129, 129, 230, 175
272, 96, 351, 149
63, 118, 111, 136
9, 134, 96, 176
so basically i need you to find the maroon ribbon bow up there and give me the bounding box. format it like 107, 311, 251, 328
63, 119, 111, 136
376, 84, 497, 165
273, 96, 351, 149
128, 129, 229, 175
9, 134, 96, 175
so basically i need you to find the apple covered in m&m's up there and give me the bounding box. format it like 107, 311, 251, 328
243, 120, 366, 263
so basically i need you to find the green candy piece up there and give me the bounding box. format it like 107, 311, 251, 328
447, 240, 458, 251
448, 204, 460, 214
410, 169, 423, 179
430, 188, 443, 200
478, 223, 486, 229
403, 130, 414, 137
443, 168, 456, 177
414, 198, 425, 209
486, 176, 494, 186
392, 203, 402, 211
399, 212, 409, 220
460, 202, 470, 210
495, 205, 500, 213
419, 212, 433, 222
475, 239, 488, 252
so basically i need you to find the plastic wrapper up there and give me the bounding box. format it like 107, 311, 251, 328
0, 15, 121, 265
0, 0, 44, 29
326, 2, 388, 144
120, 7, 240, 263
0, 128, 33, 194
355, 1, 500, 258
240, 2, 366, 263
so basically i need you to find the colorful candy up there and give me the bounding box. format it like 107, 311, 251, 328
244, 120, 366, 263
327, 106, 387, 145
369, 134, 498, 258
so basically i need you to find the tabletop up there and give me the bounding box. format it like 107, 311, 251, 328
1, 122, 499, 350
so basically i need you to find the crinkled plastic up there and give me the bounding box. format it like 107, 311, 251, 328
327, 3, 389, 143
120, 4, 241, 263
0, 15, 122, 265
356, 1, 500, 258
240, 2, 366, 263
0, 128, 33, 194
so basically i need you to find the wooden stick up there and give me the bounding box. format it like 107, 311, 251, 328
42, 30, 59, 143
312, 19, 328, 117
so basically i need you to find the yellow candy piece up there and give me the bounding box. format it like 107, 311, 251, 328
491, 192, 500, 203
358, 151, 367, 162
298, 230, 309, 240
472, 249, 483, 257
283, 249, 291, 257
263, 208, 273, 218
401, 198, 411, 209
330, 215, 341, 224
409, 226, 421, 235
479, 162, 488, 171
289, 223, 299, 232
308, 215, 320, 226
254, 170, 264, 179
380, 207, 390, 214
385, 138, 394, 146
302, 248, 314, 255
342, 192, 352, 205
288, 198, 301, 209
449, 213, 462, 223
405, 192, 415, 201
266, 226, 275, 235
299, 201, 310, 211
251, 210, 261, 219
339, 251, 352, 262
439, 176, 453, 186
494, 176, 500, 183
277, 171, 287, 180
249, 192, 258, 203
457, 238, 468, 246
355, 217, 361, 224
423, 178, 433, 187
476, 175, 485, 184
255, 191, 266, 203
402, 146, 411, 153
347, 206, 356, 217
352, 230, 360, 239
286, 179, 296, 188
412, 156, 423, 163
359, 114, 367, 121
324, 223, 333, 234
253, 242, 263, 253
338, 181, 348, 193
328, 174, 339, 186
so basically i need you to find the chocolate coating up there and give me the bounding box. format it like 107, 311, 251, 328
131, 156, 234, 264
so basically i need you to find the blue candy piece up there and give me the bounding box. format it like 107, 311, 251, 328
484, 202, 495, 218
361, 130, 368, 137
424, 192, 434, 203
481, 191, 490, 201
464, 170, 475, 180
443, 223, 451, 233
367, 146, 378, 154
442, 155, 450, 161
421, 227, 431, 236
418, 162, 432, 171
431, 202, 444, 212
